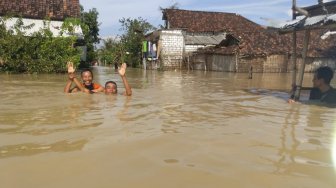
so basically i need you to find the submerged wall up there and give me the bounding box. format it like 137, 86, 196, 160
189, 54, 336, 73
294, 57, 336, 72
191, 54, 236, 72
159, 30, 184, 70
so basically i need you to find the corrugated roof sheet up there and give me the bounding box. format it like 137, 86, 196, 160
297, 1, 336, 17
281, 14, 336, 31
184, 34, 226, 45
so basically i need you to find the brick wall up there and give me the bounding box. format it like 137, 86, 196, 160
160, 30, 184, 69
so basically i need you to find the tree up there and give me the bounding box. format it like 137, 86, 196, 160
99, 37, 121, 66
80, 6, 100, 64
119, 17, 156, 67
0, 17, 80, 73
159, 2, 180, 11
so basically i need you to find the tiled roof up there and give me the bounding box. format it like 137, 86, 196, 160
164, 9, 336, 58
198, 29, 336, 58
163, 9, 264, 33
0, 0, 80, 21
296, 29, 336, 57
184, 33, 226, 45
163, 9, 287, 56
198, 30, 291, 56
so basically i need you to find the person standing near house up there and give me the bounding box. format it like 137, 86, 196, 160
288, 66, 336, 104
104, 63, 132, 96
64, 62, 104, 94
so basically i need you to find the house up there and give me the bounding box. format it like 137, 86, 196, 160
145, 9, 290, 71
147, 8, 336, 72
0, 0, 86, 61
145, 29, 226, 70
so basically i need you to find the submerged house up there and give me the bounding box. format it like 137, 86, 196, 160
146, 8, 336, 72
0, 0, 86, 60
145, 9, 289, 71
145, 9, 241, 70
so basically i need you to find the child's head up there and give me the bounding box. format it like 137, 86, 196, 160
105, 81, 117, 94
81, 69, 93, 85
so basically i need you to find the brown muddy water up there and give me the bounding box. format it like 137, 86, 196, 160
0, 66, 336, 188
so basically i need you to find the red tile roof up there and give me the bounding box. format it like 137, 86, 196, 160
0, 0, 80, 21
198, 30, 291, 56
163, 9, 336, 57
163, 9, 264, 33
297, 29, 336, 57
199, 29, 336, 58
162, 9, 290, 56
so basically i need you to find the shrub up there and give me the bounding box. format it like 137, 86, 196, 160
0, 17, 81, 73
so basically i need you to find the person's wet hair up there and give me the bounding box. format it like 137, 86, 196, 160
81, 69, 93, 78
105, 81, 117, 90
316, 66, 334, 84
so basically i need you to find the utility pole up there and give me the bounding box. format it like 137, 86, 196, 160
290, 0, 297, 99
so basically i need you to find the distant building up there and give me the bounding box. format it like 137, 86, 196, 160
146, 7, 336, 72
0, 0, 86, 61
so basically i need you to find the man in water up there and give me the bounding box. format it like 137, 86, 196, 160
64, 62, 104, 94
289, 66, 336, 104
105, 63, 132, 96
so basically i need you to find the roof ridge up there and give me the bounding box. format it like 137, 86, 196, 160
164, 8, 239, 16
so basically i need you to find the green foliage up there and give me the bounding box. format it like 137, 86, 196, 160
97, 17, 155, 68
61, 18, 82, 36
98, 37, 120, 66
80, 7, 100, 62
0, 17, 80, 73
118, 17, 156, 67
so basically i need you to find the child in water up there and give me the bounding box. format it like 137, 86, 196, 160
105, 63, 132, 96
64, 62, 104, 94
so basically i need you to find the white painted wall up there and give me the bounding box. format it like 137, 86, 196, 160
159, 30, 184, 69
1, 17, 83, 38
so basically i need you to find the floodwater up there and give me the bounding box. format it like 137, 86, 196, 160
0, 66, 335, 188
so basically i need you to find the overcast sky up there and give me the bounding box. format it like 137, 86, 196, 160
79, 0, 331, 38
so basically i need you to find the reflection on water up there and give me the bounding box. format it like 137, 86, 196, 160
333, 121, 336, 174
0, 67, 335, 188
0, 139, 88, 158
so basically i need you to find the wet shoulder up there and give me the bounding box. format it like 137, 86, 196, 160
321, 87, 336, 104
93, 83, 103, 89
309, 87, 321, 100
